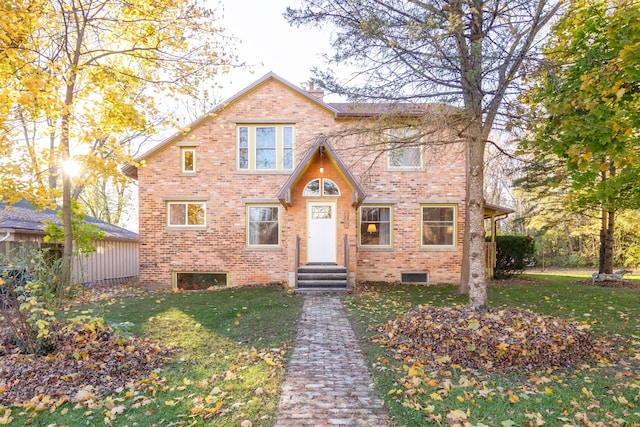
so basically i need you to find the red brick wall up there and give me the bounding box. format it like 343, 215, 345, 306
137, 77, 467, 289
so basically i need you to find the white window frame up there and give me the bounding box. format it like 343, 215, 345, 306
386, 127, 423, 170
420, 204, 457, 248
246, 205, 281, 247
181, 147, 196, 173
359, 205, 393, 247
237, 125, 295, 171
167, 202, 206, 227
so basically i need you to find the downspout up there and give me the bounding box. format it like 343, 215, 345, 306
493, 213, 510, 235
0, 231, 10, 242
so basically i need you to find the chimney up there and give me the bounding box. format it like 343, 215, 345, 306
307, 81, 324, 101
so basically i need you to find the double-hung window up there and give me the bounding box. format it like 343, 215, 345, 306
247, 206, 280, 246
421, 205, 456, 247
237, 124, 295, 171
255, 127, 276, 169
168, 202, 206, 227
387, 127, 423, 170
360, 206, 392, 247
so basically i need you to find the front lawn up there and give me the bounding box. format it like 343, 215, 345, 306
2, 285, 303, 426
345, 274, 640, 426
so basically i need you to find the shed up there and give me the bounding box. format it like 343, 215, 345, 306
0, 200, 138, 285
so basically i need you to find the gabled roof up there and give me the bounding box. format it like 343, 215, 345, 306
277, 135, 366, 207
122, 72, 462, 180
0, 200, 138, 241
123, 72, 339, 179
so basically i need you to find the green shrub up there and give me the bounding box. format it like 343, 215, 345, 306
494, 235, 535, 279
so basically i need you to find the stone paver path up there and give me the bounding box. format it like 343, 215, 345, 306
275, 293, 389, 427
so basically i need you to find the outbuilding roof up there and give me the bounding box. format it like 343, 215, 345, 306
0, 200, 138, 241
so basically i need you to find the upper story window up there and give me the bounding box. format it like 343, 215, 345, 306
303, 178, 341, 197
421, 205, 456, 247
360, 206, 392, 247
387, 128, 423, 170
237, 124, 295, 171
168, 202, 206, 227
181, 147, 196, 173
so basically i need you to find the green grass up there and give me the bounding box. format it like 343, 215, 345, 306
5, 275, 639, 426
345, 274, 640, 427
7, 285, 303, 426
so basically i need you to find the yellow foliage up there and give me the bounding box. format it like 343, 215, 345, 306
0, 0, 236, 211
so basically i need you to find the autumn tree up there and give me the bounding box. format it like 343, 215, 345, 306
0, 0, 237, 286
287, 0, 561, 311
521, 0, 640, 274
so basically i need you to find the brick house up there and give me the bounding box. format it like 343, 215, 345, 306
124, 72, 511, 290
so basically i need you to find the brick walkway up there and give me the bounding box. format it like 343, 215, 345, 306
275, 293, 389, 427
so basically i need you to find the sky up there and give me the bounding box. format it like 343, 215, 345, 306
215, 0, 341, 102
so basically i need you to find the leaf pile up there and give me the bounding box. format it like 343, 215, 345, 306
0, 321, 174, 406
375, 305, 600, 371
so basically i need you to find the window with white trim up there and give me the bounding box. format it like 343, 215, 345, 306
237, 125, 295, 171
168, 202, 206, 226
360, 206, 392, 246
247, 206, 280, 246
421, 205, 456, 246
387, 128, 423, 170
303, 178, 341, 196
181, 147, 196, 173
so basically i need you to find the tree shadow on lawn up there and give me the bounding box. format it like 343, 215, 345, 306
0, 284, 304, 427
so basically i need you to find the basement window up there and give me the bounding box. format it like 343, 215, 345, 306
401, 272, 430, 284
175, 272, 227, 290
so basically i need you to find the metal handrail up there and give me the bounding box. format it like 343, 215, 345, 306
295, 234, 300, 288
344, 234, 349, 288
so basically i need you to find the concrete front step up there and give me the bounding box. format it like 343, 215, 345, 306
298, 280, 347, 289
298, 273, 347, 282
296, 264, 348, 290
298, 265, 347, 274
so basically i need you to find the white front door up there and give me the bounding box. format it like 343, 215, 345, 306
307, 201, 337, 263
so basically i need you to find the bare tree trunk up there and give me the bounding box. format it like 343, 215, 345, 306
60, 13, 85, 290
604, 210, 615, 274
459, 1, 489, 312
60, 80, 76, 290
459, 139, 471, 294
467, 130, 487, 313
598, 208, 606, 274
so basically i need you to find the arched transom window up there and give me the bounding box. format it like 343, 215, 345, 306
303, 178, 341, 197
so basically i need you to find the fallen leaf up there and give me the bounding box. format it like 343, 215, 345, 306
110, 405, 126, 415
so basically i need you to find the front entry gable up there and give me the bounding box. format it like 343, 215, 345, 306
277, 135, 366, 207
